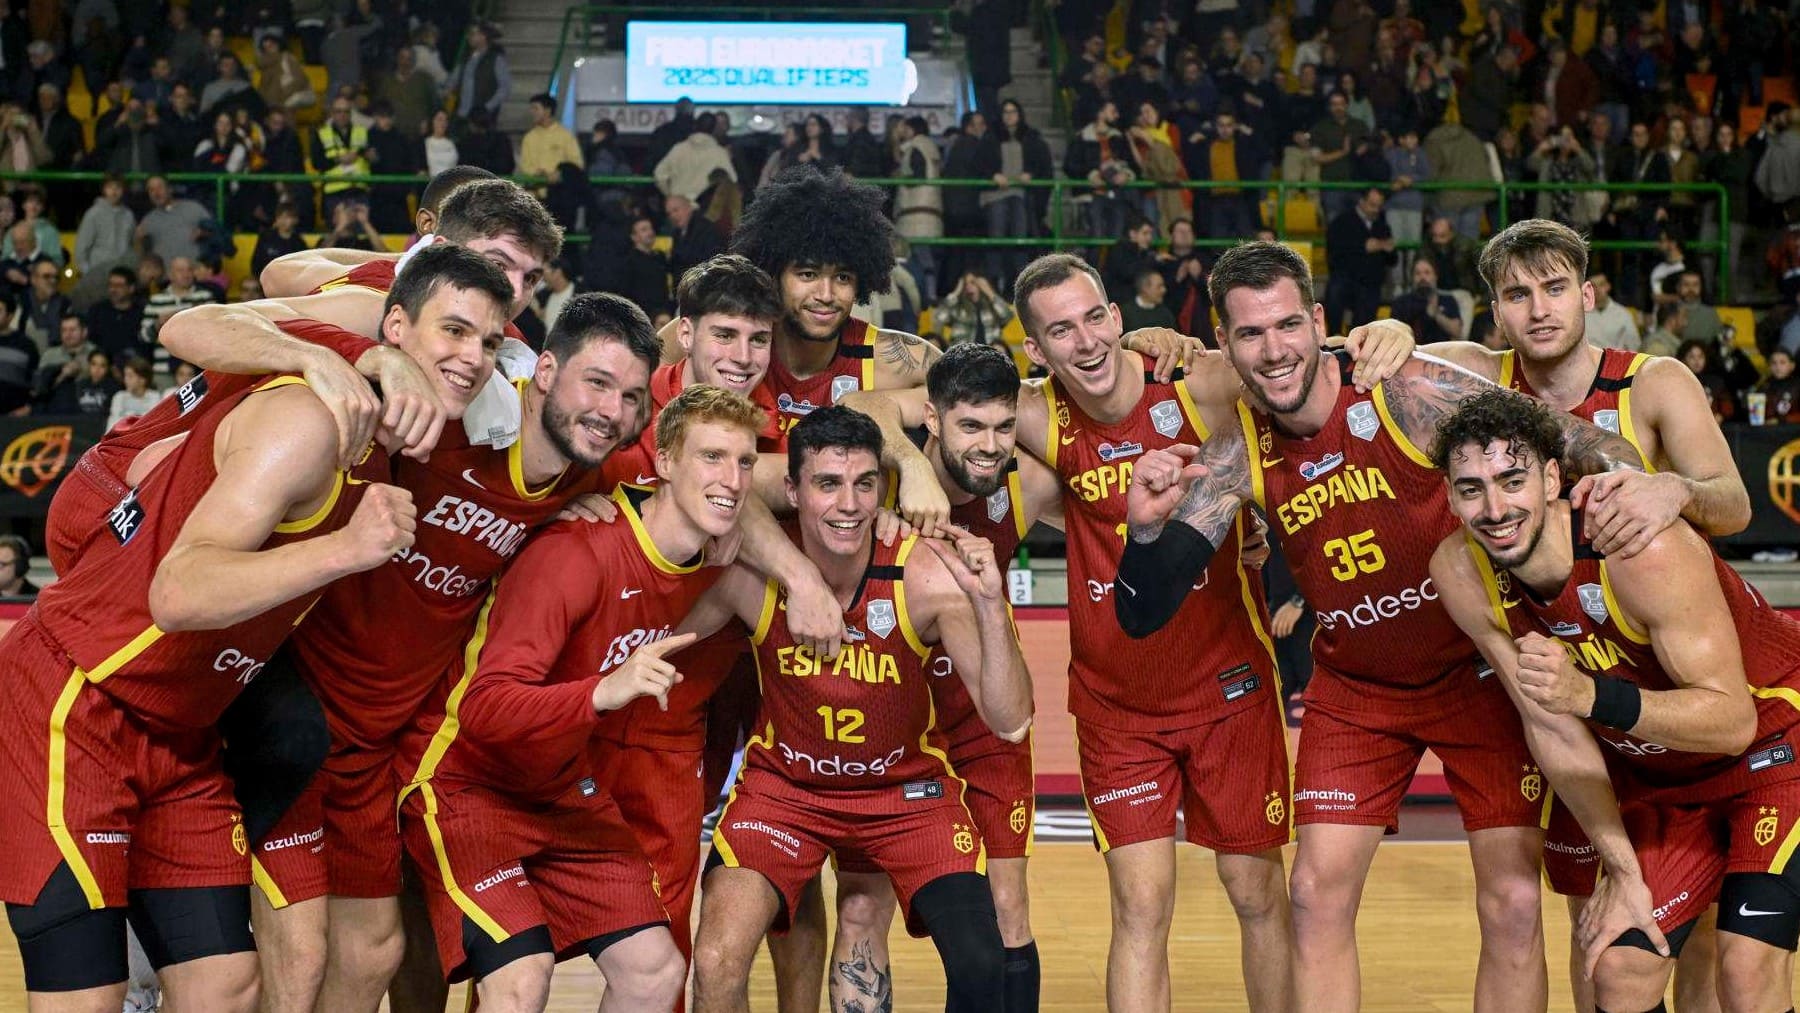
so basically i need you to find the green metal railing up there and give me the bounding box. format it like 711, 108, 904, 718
545, 5, 957, 95
0, 170, 1734, 299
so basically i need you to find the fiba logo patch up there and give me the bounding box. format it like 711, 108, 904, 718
951, 823, 975, 855
1264, 791, 1287, 826
1520, 766, 1543, 803
1769, 437, 1800, 525
1756, 806, 1781, 847
1009, 801, 1029, 836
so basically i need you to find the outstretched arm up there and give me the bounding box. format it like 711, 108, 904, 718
839, 386, 950, 536
260, 248, 392, 297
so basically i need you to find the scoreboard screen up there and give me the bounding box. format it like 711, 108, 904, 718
625, 21, 913, 105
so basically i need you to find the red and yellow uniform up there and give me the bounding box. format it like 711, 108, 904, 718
0, 375, 385, 910
392, 487, 707, 982
711, 534, 982, 935
928, 461, 1035, 859
44, 320, 379, 572
1469, 524, 1800, 932
1500, 348, 1658, 893
1046, 367, 1290, 854
1238, 353, 1542, 834
255, 377, 601, 907
763, 316, 877, 434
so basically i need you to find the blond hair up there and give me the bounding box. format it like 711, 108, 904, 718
654, 384, 768, 457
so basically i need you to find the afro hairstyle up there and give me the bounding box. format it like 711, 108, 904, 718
729, 164, 895, 302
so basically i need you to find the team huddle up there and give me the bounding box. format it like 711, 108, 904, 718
0, 161, 1794, 1013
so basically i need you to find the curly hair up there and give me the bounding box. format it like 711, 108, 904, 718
730, 165, 895, 301
1428, 387, 1564, 474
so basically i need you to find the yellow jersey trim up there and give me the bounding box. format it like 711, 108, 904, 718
251, 857, 289, 909
274, 469, 345, 534
1498, 350, 1516, 389
398, 589, 499, 804
1372, 383, 1434, 469
751, 580, 780, 646
1235, 401, 1266, 510
1597, 563, 1650, 644
1173, 377, 1208, 440
508, 379, 566, 500
1070, 717, 1112, 854
1043, 378, 1062, 471
892, 535, 931, 661
617, 486, 704, 576
47, 670, 105, 908
419, 782, 510, 942
1465, 534, 1516, 634
1617, 354, 1654, 472
1006, 466, 1028, 541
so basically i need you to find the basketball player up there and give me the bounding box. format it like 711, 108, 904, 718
850, 254, 1415, 1012
391, 385, 773, 1011
1429, 390, 1800, 1013
687, 406, 1034, 1013
823, 342, 1065, 1012
0, 246, 513, 1011
1436, 219, 1752, 1012
1112, 240, 1656, 1010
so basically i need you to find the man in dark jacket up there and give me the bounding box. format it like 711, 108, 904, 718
1189, 108, 1265, 241
619, 214, 672, 320
646, 97, 696, 175
1323, 187, 1396, 333
841, 107, 887, 179
666, 194, 722, 290
1461, 45, 1519, 141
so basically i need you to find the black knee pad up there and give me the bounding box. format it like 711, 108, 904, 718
218, 647, 329, 844
5, 862, 128, 991
582, 920, 666, 963
457, 919, 553, 985
914, 873, 1005, 1011
1612, 916, 1697, 958
127, 884, 255, 969
1717, 872, 1800, 950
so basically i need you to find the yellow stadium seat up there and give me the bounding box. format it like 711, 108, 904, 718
223, 234, 259, 297
230, 36, 259, 74
1717, 305, 1765, 373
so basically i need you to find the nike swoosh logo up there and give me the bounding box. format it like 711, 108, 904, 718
1501, 599, 1520, 609
462, 468, 486, 490
1059, 433, 1079, 446
1263, 457, 1284, 467
1739, 903, 1785, 917
620, 588, 644, 599
634, 474, 656, 485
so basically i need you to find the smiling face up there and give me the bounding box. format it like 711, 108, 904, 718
1022, 271, 1125, 404
1446, 437, 1560, 569
1490, 257, 1593, 363
1218, 276, 1327, 415
779, 262, 857, 343
926, 396, 1017, 498
788, 445, 883, 559
382, 283, 508, 419
538, 337, 651, 469
679, 311, 773, 396
659, 419, 756, 539
462, 234, 547, 320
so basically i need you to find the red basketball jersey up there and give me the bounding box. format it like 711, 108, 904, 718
764, 317, 877, 434
397, 486, 721, 804
1468, 522, 1800, 801
30, 375, 387, 732
292, 377, 601, 750
928, 460, 1029, 752
744, 534, 955, 790
1045, 367, 1279, 730
1238, 353, 1477, 696
599, 361, 785, 492
1502, 348, 1654, 467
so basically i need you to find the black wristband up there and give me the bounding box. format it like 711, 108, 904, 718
1115, 523, 1217, 639
1588, 676, 1642, 732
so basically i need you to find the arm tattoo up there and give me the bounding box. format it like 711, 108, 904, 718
833, 939, 894, 1013
877, 329, 929, 378
1128, 423, 1252, 545
1383, 355, 1645, 479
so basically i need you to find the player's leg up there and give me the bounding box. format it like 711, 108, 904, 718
955, 746, 1037, 1011
987, 857, 1038, 1012
248, 892, 327, 1013
1544, 798, 1604, 1013
469, 937, 556, 1013
912, 872, 1007, 1013
1467, 826, 1550, 1011
385, 856, 449, 1013
767, 875, 826, 1013
827, 868, 898, 1011
691, 865, 784, 1013
1592, 943, 1679, 1013
130, 886, 259, 1013
6, 866, 131, 1013
1289, 822, 1384, 1011
1714, 874, 1800, 1009
124, 924, 161, 1013
1214, 850, 1293, 1012
590, 925, 687, 1012
314, 897, 405, 1012
1670, 905, 1721, 1013
1566, 895, 1597, 1013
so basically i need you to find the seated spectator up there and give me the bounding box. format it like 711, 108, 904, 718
1, 222, 52, 308
107, 354, 160, 429
250, 203, 307, 282
75, 175, 137, 281
930, 269, 1018, 349
1388, 258, 1463, 344
1584, 270, 1641, 351
141, 255, 216, 353
1103, 217, 1159, 302
0, 293, 37, 414
315, 200, 385, 252
34, 315, 98, 409
620, 215, 672, 320
0, 535, 37, 597
1066, 100, 1143, 243
135, 175, 211, 263
1159, 218, 1209, 334
1677, 338, 1739, 423
1644, 302, 1686, 357
666, 194, 723, 290
422, 109, 460, 179
54, 349, 122, 415
18, 259, 71, 351
256, 33, 317, 112
86, 266, 146, 363
157, 85, 206, 168
3, 187, 63, 266
199, 53, 255, 119
35, 83, 85, 171
376, 46, 433, 137
1118, 267, 1177, 332
1418, 215, 1482, 295
1673, 269, 1722, 343
1753, 348, 1800, 425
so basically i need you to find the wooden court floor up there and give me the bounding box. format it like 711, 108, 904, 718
0, 839, 1597, 1012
